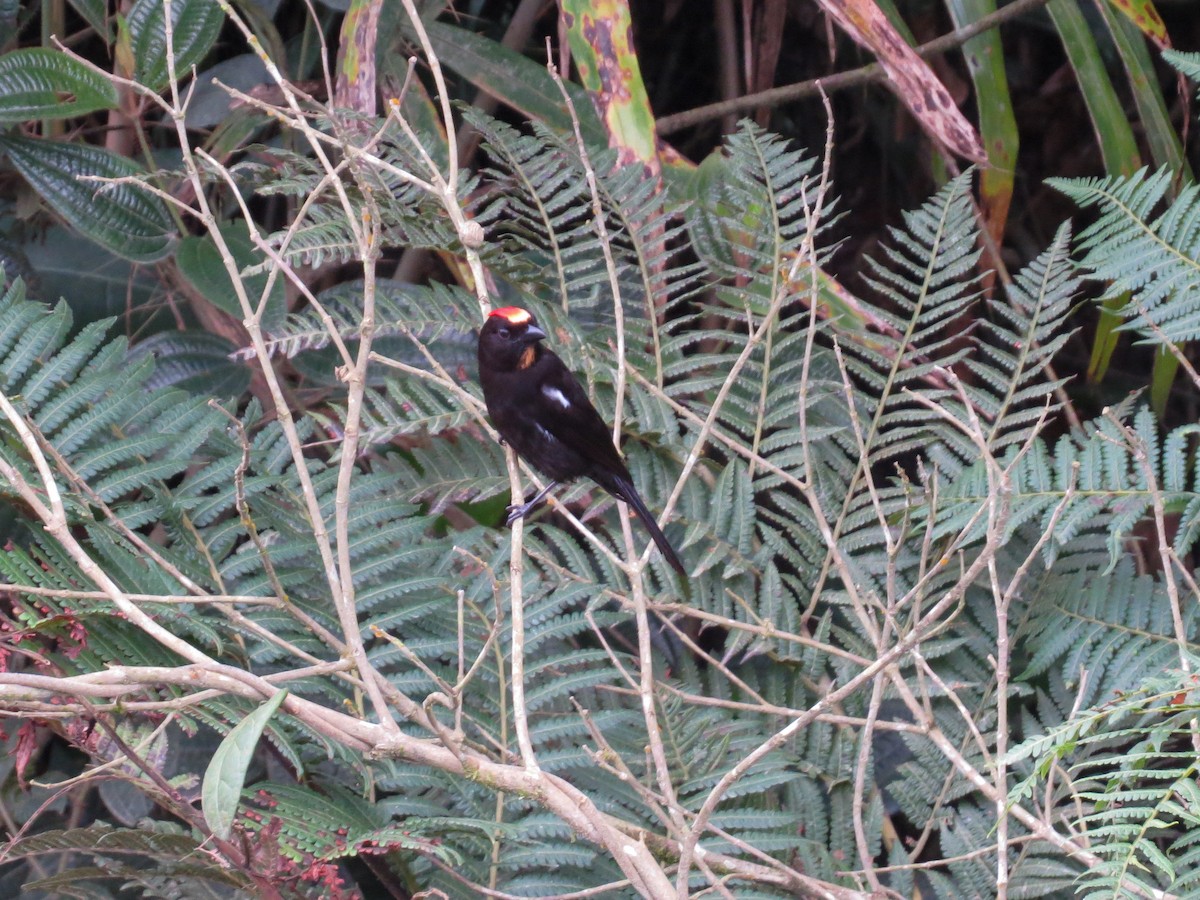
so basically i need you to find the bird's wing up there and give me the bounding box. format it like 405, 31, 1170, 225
530, 352, 629, 474
525, 352, 686, 576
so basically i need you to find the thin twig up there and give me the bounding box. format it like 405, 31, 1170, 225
657, 0, 1052, 135
505, 447, 538, 771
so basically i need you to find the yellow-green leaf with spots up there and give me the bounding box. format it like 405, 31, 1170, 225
1105, 0, 1170, 50
561, 0, 659, 171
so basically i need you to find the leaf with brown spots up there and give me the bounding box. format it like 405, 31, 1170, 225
335, 0, 382, 115
1105, 0, 1170, 51
816, 0, 986, 162
563, 0, 659, 170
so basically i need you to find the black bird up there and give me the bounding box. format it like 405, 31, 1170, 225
477, 306, 686, 576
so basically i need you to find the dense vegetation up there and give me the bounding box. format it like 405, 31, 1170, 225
1, 1, 1200, 897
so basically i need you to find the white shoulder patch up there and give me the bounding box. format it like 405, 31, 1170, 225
543, 386, 571, 409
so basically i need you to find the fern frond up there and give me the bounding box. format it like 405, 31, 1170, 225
1051, 166, 1200, 343
842, 171, 982, 468
964, 221, 1078, 450
1008, 665, 1200, 898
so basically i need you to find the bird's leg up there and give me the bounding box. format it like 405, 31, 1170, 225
506, 480, 560, 526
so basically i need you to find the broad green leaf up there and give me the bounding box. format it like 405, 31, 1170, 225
1047, 0, 1141, 388
419, 20, 606, 148
21, 226, 158, 326
1097, 3, 1187, 179
66, 0, 111, 38
202, 690, 288, 841
183, 55, 270, 130
0, 48, 119, 123
176, 223, 287, 331
947, 0, 1017, 248
1047, 0, 1140, 177
0, 135, 175, 262
1095, 2, 1187, 413
127, 0, 225, 92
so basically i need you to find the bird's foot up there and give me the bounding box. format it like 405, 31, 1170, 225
504, 480, 560, 527
504, 501, 535, 526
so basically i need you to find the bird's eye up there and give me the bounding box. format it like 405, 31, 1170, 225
497, 327, 510, 339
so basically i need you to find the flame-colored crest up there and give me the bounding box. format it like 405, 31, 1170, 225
489, 306, 532, 325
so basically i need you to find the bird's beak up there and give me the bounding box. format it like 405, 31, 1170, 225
524, 324, 546, 342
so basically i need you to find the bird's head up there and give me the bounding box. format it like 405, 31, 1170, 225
478, 307, 547, 371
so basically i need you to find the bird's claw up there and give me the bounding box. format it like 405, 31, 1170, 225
505, 482, 557, 526
505, 503, 531, 527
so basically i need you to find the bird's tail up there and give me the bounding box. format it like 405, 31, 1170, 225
607, 474, 687, 577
